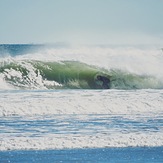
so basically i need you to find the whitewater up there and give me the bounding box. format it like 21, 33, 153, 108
0, 44, 163, 154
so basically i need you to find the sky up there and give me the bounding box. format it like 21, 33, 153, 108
0, 0, 163, 45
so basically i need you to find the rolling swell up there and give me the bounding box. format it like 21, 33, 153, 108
0, 60, 162, 90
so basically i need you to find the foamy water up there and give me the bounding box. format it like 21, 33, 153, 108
0, 89, 163, 150
0, 89, 162, 116
0, 45, 163, 151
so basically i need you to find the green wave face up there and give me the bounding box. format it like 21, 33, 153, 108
0, 60, 162, 89
32, 61, 107, 89
108, 69, 162, 89
0, 60, 110, 89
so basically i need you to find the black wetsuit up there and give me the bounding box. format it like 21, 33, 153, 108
97, 75, 110, 89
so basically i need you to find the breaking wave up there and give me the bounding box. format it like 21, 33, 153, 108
0, 44, 163, 90
0, 60, 162, 90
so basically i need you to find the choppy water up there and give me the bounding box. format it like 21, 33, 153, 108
0, 89, 162, 150
0, 44, 163, 162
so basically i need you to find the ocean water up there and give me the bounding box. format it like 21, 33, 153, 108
0, 44, 163, 162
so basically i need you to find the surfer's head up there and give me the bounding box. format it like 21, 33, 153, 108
97, 75, 102, 80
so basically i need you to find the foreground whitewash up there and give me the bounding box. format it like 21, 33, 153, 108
0, 89, 163, 150
0, 89, 162, 116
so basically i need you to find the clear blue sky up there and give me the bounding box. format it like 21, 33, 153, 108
0, 0, 163, 44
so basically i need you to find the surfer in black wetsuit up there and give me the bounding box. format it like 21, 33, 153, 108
96, 75, 110, 89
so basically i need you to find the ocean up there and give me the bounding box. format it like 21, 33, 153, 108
0, 44, 163, 162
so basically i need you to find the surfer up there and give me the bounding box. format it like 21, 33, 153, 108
96, 75, 110, 89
